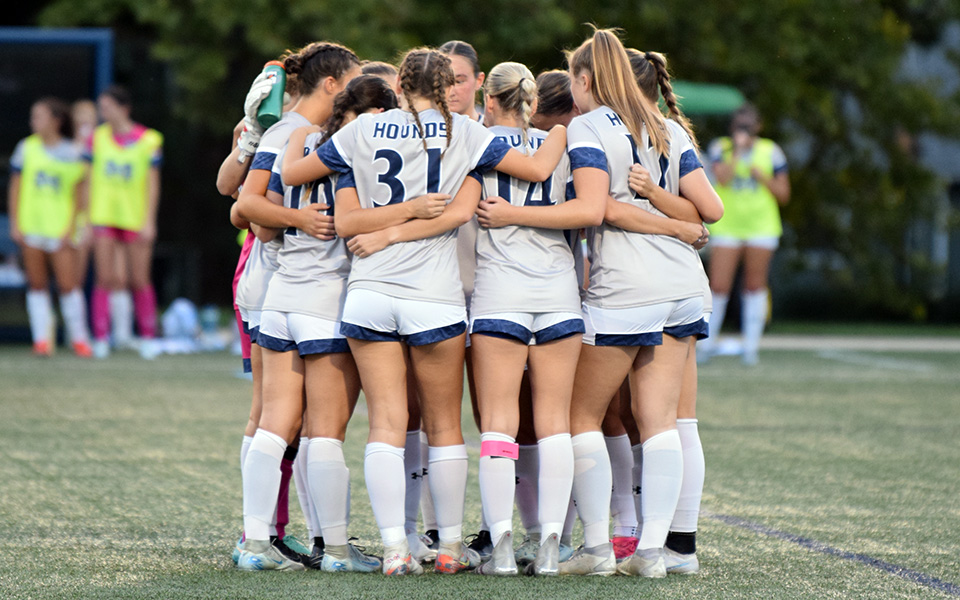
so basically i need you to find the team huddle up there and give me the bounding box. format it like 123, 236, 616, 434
220, 28, 724, 578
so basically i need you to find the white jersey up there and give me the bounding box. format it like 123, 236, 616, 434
457, 217, 479, 309
568, 107, 705, 308
316, 108, 510, 305
235, 112, 309, 311
471, 126, 580, 314
262, 132, 351, 320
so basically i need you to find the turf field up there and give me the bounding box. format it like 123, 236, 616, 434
1, 338, 958, 599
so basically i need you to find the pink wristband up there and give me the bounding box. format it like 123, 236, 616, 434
480, 440, 519, 459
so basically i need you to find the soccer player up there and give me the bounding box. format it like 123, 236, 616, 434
8, 97, 91, 357
85, 85, 163, 360
233, 41, 362, 572
561, 29, 711, 577
466, 61, 603, 577
248, 75, 411, 574
701, 103, 790, 365
282, 46, 566, 575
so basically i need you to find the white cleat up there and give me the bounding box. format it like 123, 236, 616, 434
139, 338, 159, 360
320, 542, 381, 573
407, 532, 438, 564
92, 339, 110, 359
525, 533, 560, 576
663, 548, 699, 574
558, 542, 616, 576
477, 531, 517, 576
617, 547, 666, 578
237, 539, 306, 571
382, 541, 424, 576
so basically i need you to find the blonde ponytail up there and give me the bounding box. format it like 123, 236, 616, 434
485, 62, 537, 154
568, 28, 670, 156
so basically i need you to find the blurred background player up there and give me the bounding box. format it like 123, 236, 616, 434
85, 85, 163, 359
70, 100, 98, 285
701, 103, 790, 365
7, 97, 92, 357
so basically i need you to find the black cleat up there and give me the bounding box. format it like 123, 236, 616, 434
465, 529, 494, 561
421, 529, 440, 551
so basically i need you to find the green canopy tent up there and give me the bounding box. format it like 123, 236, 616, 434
669, 81, 746, 115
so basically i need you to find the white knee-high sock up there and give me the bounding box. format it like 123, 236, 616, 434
537, 433, 573, 543
672, 419, 704, 533
516, 445, 540, 535
479, 433, 516, 546
295, 436, 321, 541
26, 290, 52, 344
404, 430, 422, 535
308, 437, 349, 546
110, 290, 134, 346
605, 434, 637, 538
242, 429, 287, 541
364, 442, 406, 546
571, 431, 611, 548
561, 495, 577, 546
429, 444, 468, 544
702, 292, 729, 354
636, 430, 683, 551
59, 290, 90, 344
419, 431, 437, 531
240, 435, 253, 469
631, 443, 644, 537
741, 289, 768, 362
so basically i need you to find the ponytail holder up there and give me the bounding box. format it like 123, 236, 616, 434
644, 51, 654, 61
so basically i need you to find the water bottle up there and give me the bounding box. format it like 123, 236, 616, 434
256, 61, 287, 129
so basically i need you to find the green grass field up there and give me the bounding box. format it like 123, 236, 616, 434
1, 340, 958, 599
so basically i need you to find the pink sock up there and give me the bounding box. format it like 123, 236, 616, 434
133, 286, 157, 339
92, 287, 111, 340
276, 456, 294, 540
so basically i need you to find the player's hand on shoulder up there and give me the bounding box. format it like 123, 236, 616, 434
299, 203, 336, 240
408, 193, 450, 219
628, 163, 655, 198
476, 197, 515, 229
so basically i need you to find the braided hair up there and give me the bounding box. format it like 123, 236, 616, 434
397, 48, 455, 156
282, 42, 360, 97
320, 75, 399, 145
484, 62, 538, 154
627, 48, 699, 150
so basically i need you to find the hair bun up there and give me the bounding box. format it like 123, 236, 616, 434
283, 53, 304, 76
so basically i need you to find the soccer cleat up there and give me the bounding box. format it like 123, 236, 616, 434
408, 532, 438, 563
421, 529, 439, 551
271, 535, 308, 565
231, 534, 243, 565
92, 339, 110, 359
434, 541, 480, 574
612, 536, 639, 562
477, 531, 517, 576
321, 542, 382, 573
558, 542, 616, 576
281, 535, 311, 556
237, 539, 306, 571
663, 548, 699, 575
139, 338, 159, 360
303, 537, 325, 570
382, 541, 424, 576
32, 341, 53, 357
617, 547, 667, 578
559, 541, 575, 563
524, 533, 560, 576
465, 529, 493, 561
72, 341, 93, 358
514, 532, 540, 566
